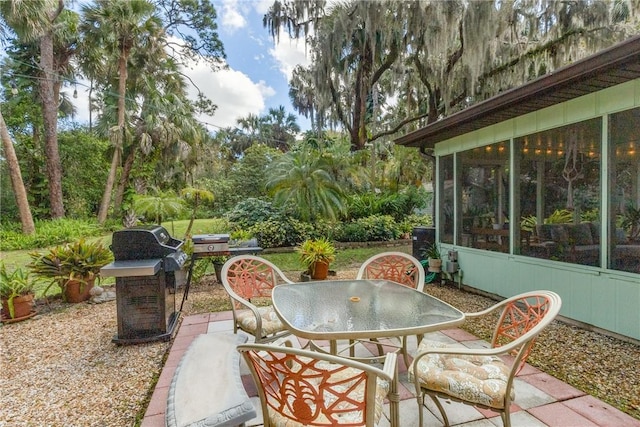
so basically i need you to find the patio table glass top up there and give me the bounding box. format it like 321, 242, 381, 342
272, 279, 465, 341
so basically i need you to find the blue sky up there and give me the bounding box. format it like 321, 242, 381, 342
71, 0, 311, 133
193, 0, 312, 132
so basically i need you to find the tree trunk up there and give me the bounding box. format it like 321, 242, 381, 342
184, 196, 200, 238
113, 147, 136, 215
97, 49, 129, 224
97, 150, 120, 224
39, 33, 65, 219
0, 112, 35, 235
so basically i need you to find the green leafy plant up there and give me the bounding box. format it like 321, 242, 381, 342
28, 239, 113, 297
621, 205, 640, 240
422, 243, 441, 260
544, 209, 573, 224
520, 215, 538, 233
0, 262, 38, 319
296, 237, 336, 274
230, 229, 252, 242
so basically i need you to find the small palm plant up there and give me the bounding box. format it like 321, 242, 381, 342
0, 262, 38, 320
28, 239, 113, 302
296, 237, 336, 279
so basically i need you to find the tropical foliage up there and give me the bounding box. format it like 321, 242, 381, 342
265, 0, 640, 149
0, 262, 37, 318
2, 0, 639, 240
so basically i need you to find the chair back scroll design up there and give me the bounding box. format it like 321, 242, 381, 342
356, 251, 425, 292
490, 293, 552, 371
238, 342, 396, 427
411, 290, 562, 427
221, 255, 293, 343
356, 251, 427, 368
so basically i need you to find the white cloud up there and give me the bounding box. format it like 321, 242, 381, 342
220, 0, 247, 32
254, 0, 274, 15
69, 62, 271, 133
186, 61, 272, 130
269, 35, 311, 81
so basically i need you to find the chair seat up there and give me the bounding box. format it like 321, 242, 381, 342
409, 339, 514, 409
236, 306, 286, 337
268, 358, 390, 426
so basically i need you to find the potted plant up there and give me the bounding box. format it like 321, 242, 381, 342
210, 255, 229, 283
423, 243, 442, 272
296, 237, 336, 280
28, 239, 113, 303
0, 263, 38, 322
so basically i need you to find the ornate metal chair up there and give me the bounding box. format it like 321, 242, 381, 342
409, 290, 562, 427
356, 251, 426, 366
238, 341, 397, 427
220, 255, 293, 344
356, 251, 425, 291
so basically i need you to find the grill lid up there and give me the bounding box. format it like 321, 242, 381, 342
111, 225, 184, 261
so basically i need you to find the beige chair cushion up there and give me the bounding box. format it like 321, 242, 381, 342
267, 359, 389, 426
236, 306, 286, 336
409, 339, 514, 409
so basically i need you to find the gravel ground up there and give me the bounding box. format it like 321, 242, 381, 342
1, 269, 638, 426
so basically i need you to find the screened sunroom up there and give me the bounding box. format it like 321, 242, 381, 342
397, 36, 640, 343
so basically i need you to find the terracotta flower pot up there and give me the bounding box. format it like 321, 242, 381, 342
311, 261, 330, 280
1, 294, 34, 320
64, 277, 95, 303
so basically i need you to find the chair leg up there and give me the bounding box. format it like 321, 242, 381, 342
401, 337, 411, 370
501, 408, 511, 427
416, 392, 425, 427
429, 394, 451, 427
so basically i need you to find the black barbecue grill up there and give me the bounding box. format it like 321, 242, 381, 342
101, 225, 188, 344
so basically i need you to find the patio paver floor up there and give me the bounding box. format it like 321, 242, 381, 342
141, 312, 640, 427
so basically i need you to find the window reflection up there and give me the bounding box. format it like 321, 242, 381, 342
459, 142, 510, 253
440, 155, 454, 244
515, 119, 601, 266
609, 108, 640, 274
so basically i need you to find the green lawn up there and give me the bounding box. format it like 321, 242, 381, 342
0, 218, 412, 298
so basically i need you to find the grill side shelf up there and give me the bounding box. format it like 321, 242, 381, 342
100, 259, 162, 278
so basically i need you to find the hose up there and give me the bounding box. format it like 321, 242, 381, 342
420, 259, 438, 283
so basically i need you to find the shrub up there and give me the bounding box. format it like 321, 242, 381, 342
398, 214, 433, 235
249, 218, 314, 248
346, 187, 429, 221
336, 214, 401, 242
227, 198, 280, 229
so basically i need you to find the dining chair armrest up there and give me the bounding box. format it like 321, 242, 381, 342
381, 352, 397, 382
225, 292, 265, 330
463, 303, 505, 319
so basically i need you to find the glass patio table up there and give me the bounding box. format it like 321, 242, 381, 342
272, 279, 465, 427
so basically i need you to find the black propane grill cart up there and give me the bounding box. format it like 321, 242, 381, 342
100, 225, 188, 344
179, 234, 263, 310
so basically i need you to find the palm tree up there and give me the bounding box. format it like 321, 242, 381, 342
113, 55, 204, 214
1, 0, 77, 219
261, 106, 300, 152
180, 187, 214, 238
0, 110, 35, 234
80, 0, 162, 224
133, 189, 184, 225
266, 148, 345, 222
